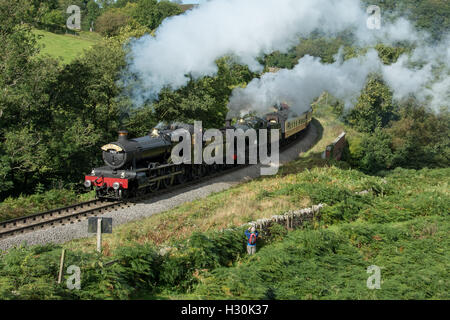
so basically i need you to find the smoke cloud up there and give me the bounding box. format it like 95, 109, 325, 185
228, 49, 382, 116
124, 0, 449, 115
229, 36, 450, 116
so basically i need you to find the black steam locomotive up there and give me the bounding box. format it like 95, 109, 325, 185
84, 104, 312, 199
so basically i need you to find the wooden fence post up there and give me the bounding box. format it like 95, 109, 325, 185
97, 218, 102, 253
58, 249, 65, 284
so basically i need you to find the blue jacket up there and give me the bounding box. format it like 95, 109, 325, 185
245, 230, 259, 246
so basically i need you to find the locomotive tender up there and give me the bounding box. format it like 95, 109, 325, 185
84, 104, 313, 200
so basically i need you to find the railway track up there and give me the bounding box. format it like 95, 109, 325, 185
0, 164, 250, 240
0, 124, 311, 240
0, 199, 127, 239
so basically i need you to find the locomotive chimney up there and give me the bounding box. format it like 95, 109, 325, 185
118, 130, 128, 142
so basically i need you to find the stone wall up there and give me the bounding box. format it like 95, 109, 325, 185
243, 204, 325, 236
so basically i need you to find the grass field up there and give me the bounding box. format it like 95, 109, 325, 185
33, 29, 102, 64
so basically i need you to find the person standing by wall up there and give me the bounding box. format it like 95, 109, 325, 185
245, 226, 259, 255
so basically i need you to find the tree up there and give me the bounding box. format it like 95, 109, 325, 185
153, 0, 183, 27
358, 129, 394, 173
86, 0, 101, 29
0, 0, 62, 197
0, 0, 148, 198
149, 57, 256, 129
375, 44, 408, 65
388, 103, 450, 169
114, 0, 138, 8
95, 8, 132, 36
41, 9, 65, 26
132, 0, 182, 30
346, 75, 397, 133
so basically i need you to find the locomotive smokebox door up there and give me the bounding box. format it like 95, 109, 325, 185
88, 217, 113, 234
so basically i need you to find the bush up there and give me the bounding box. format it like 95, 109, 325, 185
192, 216, 449, 299
345, 75, 396, 133
41, 9, 65, 26
351, 129, 394, 174
95, 9, 132, 37
132, 0, 183, 30
266, 223, 288, 244
158, 229, 245, 291
0, 189, 95, 222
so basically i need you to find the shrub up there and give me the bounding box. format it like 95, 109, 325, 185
95, 9, 132, 37
158, 229, 245, 291
346, 75, 396, 133
266, 223, 288, 244
357, 129, 394, 174
0, 189, 95, 222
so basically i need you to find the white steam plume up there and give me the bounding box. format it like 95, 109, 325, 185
229, 36, 449, 117
125, 0, 448, 114
381, 38, 450, 111
228, 49, 381, 117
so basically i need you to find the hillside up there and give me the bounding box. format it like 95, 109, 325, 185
33, 30, 102, 64
0, 0, 448, 300
0, 105, 447, 300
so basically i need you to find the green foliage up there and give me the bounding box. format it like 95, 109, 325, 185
266, 223, 288, 244
40, 9, 65, 26
158, 229, 245, 291
112, 244, 160, 291
0, 4, 134, 200
0, 243, 89, 299
86, 0, 101, 26
0, 189, 95, 222
345, 103, 449, 173
113, 0, 139, 9
131, 0, 183, 31
95, 8, 133, 37
264, 37, 350, 69
150, 57, 256, 128
357, 129, 394, 174
0, 167, 448, 299
258, 166, 448, 225
0, 0, 60, 198
388, 104, 450, 169
191, 216, 449, 299
0, 227, 248, 299
361, 0, 450, 40
346, 75, 397, 133
33, 29, 101, 64
375, 44, 409, 65
294, 37, 349, 64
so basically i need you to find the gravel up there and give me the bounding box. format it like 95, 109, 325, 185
0, 123, 319, 252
